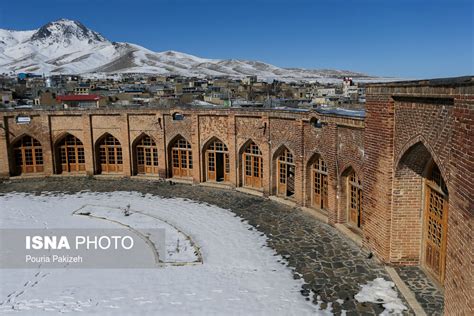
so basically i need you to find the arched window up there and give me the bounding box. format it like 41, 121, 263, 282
277, 148, 295, 196
171, 137, 192, 177
312, 157, 328, 209
348, 170, 362, 228
205, 139, 229, 182
57, 134, 85, 173
135, 135, 158, 175
424, 163, 448, 283
97, 134, 123, 173
172, 112, 184, 121
242, 142, 263, 188
12, 135, 44, 175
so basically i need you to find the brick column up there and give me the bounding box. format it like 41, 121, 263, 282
363, 91, 395, 262
191, 113, 200, 183
0, 117, 9, 178
444, 97, 473, 315
42, 114, 54, 176
227, 113, 237, 187
262, 114, 271, 196
326, 122, 338, 225
156, 113, 167, 178
121, 113, 132, 177
294, 119, 305, 204
82, 114, 94, 175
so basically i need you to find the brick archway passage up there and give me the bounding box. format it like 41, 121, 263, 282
0, 177, 414, 315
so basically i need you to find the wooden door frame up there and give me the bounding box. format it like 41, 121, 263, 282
347, 171, 363, 229
135, 136, 159, 176
421, 162, 449, 286
242, 152, 262, 188
311, 168, 328, 210
12, 136, 44, 175
58, 135, 85, 174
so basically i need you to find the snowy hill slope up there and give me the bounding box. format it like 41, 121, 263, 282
0, 19, 374, 81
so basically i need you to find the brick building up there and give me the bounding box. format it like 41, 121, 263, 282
0, 77, 472, 314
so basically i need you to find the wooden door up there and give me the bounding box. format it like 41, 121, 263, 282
277, 160, 287, 195
312, 170, 328, 209
244, 154, 262, 188
348, 172, 362, 227
207, 151, 216, 181
172, 148, 192, 177
224, 153, 230, 182
172, 148, 180, 176
424, 185, 448, 284
13, 136, 44, 175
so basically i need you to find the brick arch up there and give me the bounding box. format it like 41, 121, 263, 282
94, 133, 123, 174
395, 135, 449, 185
9, 134, 44, 176
10, 132, 42, 147
131, 133, 159, 176
52, 132, 85, 174
272, 144, 295, 197
339, 163, 362, 180
201, 136, 228, 152
52, 131, 84, 146
306, 151, 328, 168
201, 136, 230, 183
238, 138, 262, 156
271, 144, 294, 161
305, 151, 329, 207
167, 134, 193, 178
131, 132, 158, 147
166, 133, 190, 150
337, 165, 362, 225
238, 139, 263, 188
391, 141, 449, 283
94, 132, 121, 146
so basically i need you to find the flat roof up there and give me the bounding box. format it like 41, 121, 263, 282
367, 76, 474, 88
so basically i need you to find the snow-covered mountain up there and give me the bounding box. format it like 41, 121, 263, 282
0, 19, 373, 81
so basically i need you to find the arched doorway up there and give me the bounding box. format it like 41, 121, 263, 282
170, 136, 192, 178
56, 134, 85, 173
276, 148, 295, 197
134, 135, 158, 175
242, 141, 263, 188
346, 168, 362, 228
96, 134, 123, 174
424, 162, 449, 284
12, 135, 44, 175
311, 156, 328, 209
204, 138, 229, 182
393, 141, 449, 285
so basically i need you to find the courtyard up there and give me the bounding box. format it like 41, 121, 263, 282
0, 177, 447, 315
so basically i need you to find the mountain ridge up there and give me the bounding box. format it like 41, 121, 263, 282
0, 19, 374, 82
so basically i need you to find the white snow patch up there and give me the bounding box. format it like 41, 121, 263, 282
355, 278, 407, 315
0, 191, 328, 315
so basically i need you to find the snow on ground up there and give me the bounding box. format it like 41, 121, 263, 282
355, 278, 407, 315
0, 191, 322, 315
73, 204, 200, 264
0, 191, 407, 315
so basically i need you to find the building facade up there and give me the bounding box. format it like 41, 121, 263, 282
0, 77, 472, 314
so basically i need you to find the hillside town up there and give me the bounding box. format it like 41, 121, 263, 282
0, 73, 365, 110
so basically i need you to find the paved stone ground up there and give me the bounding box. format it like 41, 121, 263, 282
0, 177, 420, 315
395, 266, 444, 315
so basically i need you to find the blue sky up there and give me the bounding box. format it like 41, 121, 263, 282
1, 0, 472, 78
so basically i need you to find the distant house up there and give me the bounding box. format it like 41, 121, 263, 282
0, 89, 13, 106
56, 94, 102, 108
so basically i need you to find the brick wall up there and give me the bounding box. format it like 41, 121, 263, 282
366, 77, 474, 315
